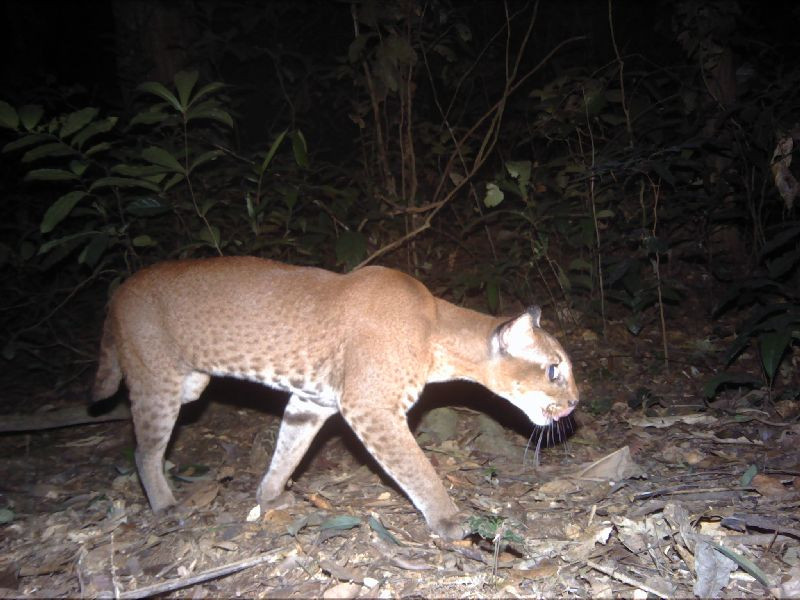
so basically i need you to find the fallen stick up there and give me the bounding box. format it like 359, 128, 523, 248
0, 403, 130, 432
587, 560, 672, 599
117, 549, 284, 599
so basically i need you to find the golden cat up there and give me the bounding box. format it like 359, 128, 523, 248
92, 256, 579, 539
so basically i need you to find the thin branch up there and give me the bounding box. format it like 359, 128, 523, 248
356, 33, 586, 268
608, 0, 633, 148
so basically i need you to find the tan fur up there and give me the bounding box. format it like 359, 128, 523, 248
92, 256, 579, 539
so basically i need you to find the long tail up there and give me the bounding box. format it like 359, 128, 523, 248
91, 318, 122, 401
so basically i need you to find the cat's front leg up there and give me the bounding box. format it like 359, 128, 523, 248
341, 403, 468, 540
257, 394, 336, 509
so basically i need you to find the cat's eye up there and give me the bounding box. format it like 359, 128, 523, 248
547, 364, 560, 381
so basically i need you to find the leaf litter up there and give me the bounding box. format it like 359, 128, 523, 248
0, 312, 799, 598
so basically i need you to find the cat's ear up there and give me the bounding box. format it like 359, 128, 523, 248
492, 306, 541, 357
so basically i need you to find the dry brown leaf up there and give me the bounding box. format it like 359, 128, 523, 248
627, 414, 718, 428
507, 560, 559, 580
185, 481, 219, 509
322, 581, 362, 599
751, 473, 790, 497
212, 540, 238, 551
578, 446, 643, 481
443, 472, 468, 486
217, 465, 236, 480
539, 478, 577, 494
262, 508, 294, 531
307, 492, 333, 510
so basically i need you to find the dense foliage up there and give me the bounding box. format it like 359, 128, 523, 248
0, 0, 798, 398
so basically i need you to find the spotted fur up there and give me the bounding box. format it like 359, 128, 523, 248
93, 256, 579, 540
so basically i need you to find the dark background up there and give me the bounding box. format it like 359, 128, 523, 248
1, 0, 798, 405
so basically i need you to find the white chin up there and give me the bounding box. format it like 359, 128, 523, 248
527, 409, 553, 427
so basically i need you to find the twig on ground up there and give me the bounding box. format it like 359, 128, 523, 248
0, 403, 131, 433
118, 549, 284, 600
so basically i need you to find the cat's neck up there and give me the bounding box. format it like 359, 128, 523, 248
428, 298, 501, 384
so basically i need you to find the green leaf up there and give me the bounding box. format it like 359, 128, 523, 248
162, 172, 185, 191
569, 258, 593, 272
469, 514, 505, 540
40, 191, 88, 233
142, 146, 185, 174
85, 141, 112, 157
702, 372, 762, 399
505, 160, 531, 197
758, 224, 800, 260
129, 111, 170, 127
486, 280, 499, 313
568, 273, 590, 290
197, 225, 221, 248
320, 515, 361, 530
111, 163, 166, 177
368, 515, 400, 545
22, 142, 74, 162
60, 107, 99, 139
291, 130, 309, 168
90, 177, 161, 192
259, 130, 288, 175
125, 196, 171, 217
72, 116, 118, 149
69, 160, 88, 176
189, 81, 227, 106
484, 182, 504, 208
739, 464, 758, 487
282, 187, 298, 211
595, 209, 615, 219
766, 249, 800, 280
19, 105, 44, 130
132, 235, 157, 247
78, 233, 109, 267
174, 70, 198, 109
335, 231, 367, 270
137, 81, 182, 112
3, 133, 51, 153
625, 316, 644, 336
185, 106, 233, 128
38, 231, 94, 255
199, 198, 217, 217
245, 193, 255, 219
599, 113, 627, 126
759, 329, 790, 382
0, 100, 19, 130
710, 542, 770, 587
25, 168, 79, 182
189, 150, 223, 173
649, 161, 676, 186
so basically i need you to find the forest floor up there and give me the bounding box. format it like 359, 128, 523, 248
0, 263, 799, 598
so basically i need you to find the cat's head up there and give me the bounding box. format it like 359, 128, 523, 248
488, 306, 579, 427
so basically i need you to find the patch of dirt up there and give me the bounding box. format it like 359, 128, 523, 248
1, 305, 799, 598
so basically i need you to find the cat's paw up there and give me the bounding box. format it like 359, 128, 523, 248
430, 514, 469, 541
258, 490, 296, 511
